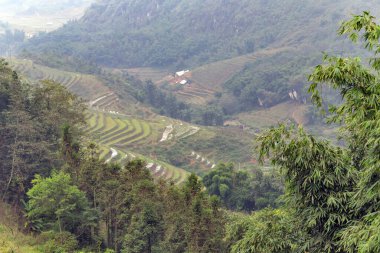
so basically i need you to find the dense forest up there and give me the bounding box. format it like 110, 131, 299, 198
1, 5, 380, 253
23, 0, 371, 69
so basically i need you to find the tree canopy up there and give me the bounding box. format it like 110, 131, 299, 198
246, 11, 380, 253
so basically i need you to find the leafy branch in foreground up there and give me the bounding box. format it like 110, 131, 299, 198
251, 11, 380, 253
257, 124, 353, 253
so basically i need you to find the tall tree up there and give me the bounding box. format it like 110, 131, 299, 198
0, 64, 50, 202
32, 80, 85, 144
258, 125, 353, 253
308, 11, 380, 253
0, 63, 85, 202
25, 171, 96, 235
253, 11, 380, 253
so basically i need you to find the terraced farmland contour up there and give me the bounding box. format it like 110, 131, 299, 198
84, 110, 190, 184
11, 59, 111, 101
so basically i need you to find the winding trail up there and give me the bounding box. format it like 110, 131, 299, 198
89, 93, 114, 107
179, 126, 199, 139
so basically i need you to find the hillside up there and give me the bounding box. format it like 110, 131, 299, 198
23, 0, 379, 69
11, 59, 257, 180
20, 0, 380, 117
1, 4, 380, 253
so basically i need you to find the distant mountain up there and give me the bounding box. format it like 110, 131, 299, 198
23, 0, 380, 69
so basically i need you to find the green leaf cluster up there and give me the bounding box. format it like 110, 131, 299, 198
246, 11, 380, 253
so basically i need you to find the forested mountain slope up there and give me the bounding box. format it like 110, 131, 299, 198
20, 0, 380, 118
23, 0, 380, 69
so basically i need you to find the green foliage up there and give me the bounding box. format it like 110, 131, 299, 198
0, 62, 85, 202
253, 11, 380, 253
203, 163, 283, 211
258, 124, 353, 252
138, 80, 193, 122
40, 231, 78, 253
308, 11, 380, 253
226, 209, 306, 253
223, 52, 319, 112
23, 0, 357, 70
122, 202, 163, 253
26, 171, 95, 235
32, 80, 86, 141
159, 175, 226, 253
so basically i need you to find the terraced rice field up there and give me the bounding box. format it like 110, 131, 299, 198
84, 110, 190, 184
125, 67, 170, 83
175, 85, 216, 105
98, 143, 189, 184
10, 59, 205, 183
84, 111, 156, 148
237, 101, 309, 130
139, 47, 293, 106
89, 92, 122, 112
11, 59, 111, 101
190, 47, 292, 93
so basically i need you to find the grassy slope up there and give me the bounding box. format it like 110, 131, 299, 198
0, 226, 40, 253
190, 47, 294, 92
237, 102, 309, 130
0, 202, 41, 253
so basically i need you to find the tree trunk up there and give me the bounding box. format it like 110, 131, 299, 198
2, 124, 18, 201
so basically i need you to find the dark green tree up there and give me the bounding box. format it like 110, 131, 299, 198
203, 163, 282, 211
122, 202, 163, 253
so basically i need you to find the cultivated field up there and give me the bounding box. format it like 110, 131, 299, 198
237, 101, 309, 130
83, 110, 197, 183
12, 59, 111, 101
190, 47, 293, 91
10, 58, 259, 183
122, 47, 293, 106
